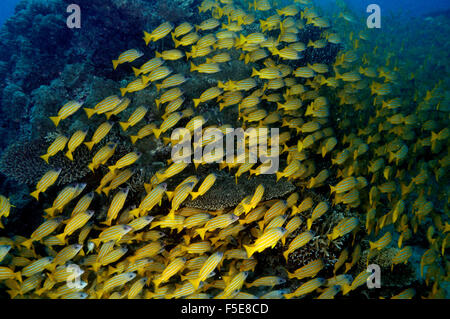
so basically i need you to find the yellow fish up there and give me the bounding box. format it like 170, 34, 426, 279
40, 135, 68, 164
190, 62, 221, 74
112, 49, 143, 70
84, 121, 114, 151
49, 101, 83, 127
30, 169, 61, 200
108, 152, 141, 172
65, 129, 88, 161
244, 227, 286, 258
191, 173, 216, 200
143, 21, 174, 45
119, 106, 148, 131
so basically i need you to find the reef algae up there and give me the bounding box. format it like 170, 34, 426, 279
0, 0, 448, 300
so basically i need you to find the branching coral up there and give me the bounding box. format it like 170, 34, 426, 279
0, 138, 49, 185
184, 172, 296, 211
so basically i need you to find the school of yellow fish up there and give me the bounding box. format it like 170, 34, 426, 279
0, 0, 448, 299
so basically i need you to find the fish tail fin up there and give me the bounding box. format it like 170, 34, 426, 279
130, 136, 139, 144
190, 192, 199, 200
243, 244, 255, 258
107, 266, 116, 277
96, 290, 104, 299
276, 172, 283, 182
95, 185, 103, 195
15, 272, 22, 284
167, 210, 176, 220
284, 292, 293, 299
431, 131, 438, 143
132, 66, 141, 77
152, 128, 162, 139
283, 251, 290, 262
237, 16, 244, 26
20, 239, 33, 250
49, 116, 61, 127
390, 151, 399, 164
65, 150, 74, 161
153, 277, 162, 289
251, 68, 259, 77
112, 60, 119, 70
84, 108, 96, 119
239, 34, 246, 44
141, 75, 150, 85
261, 21, 267, 33
242, 203, 252, 213
342, 284, 351, 295
306, 218, 314, 230
329, 185, 336, 194
287, 272, 296, 280
209, 236, 219, 246
101, 220, 112, 227
88, 162, 95, 172
143, 31, 151, 45
155, 51, 162, 58
35, 287, 47, 296
190, 62, 197, 72
55, 233, 67, 245
46, 263, 56, 273
40, 154, 50, 164
84, 141, 95, 151
128, 208, 141, 219
171, 32, 177, 44
195, 228, 207, 240
102, 186, 111, 196
7, 289, 19, 299
182, 235, 190, 246
143, 183, 152, 193
162, 136, 171, 145
120, 88, 128, 97
30, 190, 40, 201
108, 165, 117, 172
244, 54, 251, 64
344, 263, 352, 273
155, 83, 162, 92
193, 99, 201, 108
119, 122, 130, 131
189, 278, 201, 290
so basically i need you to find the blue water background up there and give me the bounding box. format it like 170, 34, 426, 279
1, 0, 450, 27
0, 0, 21, 26
316, 0, 450, 16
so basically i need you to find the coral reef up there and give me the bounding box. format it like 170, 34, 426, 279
0, 0, 200, 151
184, 172, 296, 211
0, 0, 447, 301
0, 138, 49, 185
